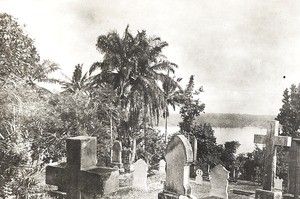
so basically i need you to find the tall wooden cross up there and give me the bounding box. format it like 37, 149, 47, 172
46, 136, 119, 199
254, 121, 292, 191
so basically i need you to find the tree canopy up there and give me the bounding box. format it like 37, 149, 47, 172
276, 84, 300, 136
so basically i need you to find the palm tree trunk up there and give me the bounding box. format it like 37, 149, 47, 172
164, 106, 168, 144
143, 106, 147, 150
110, 110, 113, 162
131, 138, 136, 163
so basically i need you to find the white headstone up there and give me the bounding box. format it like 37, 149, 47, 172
132, 159, 148, 191
209, 164, 230, 199
274, 177, 283, 191
195, 169, 203, 185
164, 135, 193, 196
159, 159, 166, 174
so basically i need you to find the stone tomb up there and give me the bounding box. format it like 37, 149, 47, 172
132, 159, 148, 191
254, 121, 291, 199
158, 135, 196, 199
46, 136, 119, 199
209, 164, 230, 199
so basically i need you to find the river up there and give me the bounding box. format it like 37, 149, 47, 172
156, 126, 266, 154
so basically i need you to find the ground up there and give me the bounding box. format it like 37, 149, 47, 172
37, 171, 261, 199
97, 173, 261, 199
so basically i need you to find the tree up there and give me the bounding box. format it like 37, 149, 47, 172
162, 75, 182, 143
0, 13, 60, 91
61, 64, 90, 93
90, 26, 179, 149
0, 13, 40, 81
25, 60, 60, 87
220, 141, 240, 170
193, 123, 222, 165
179, 75, 205, 135
276, 84, 300, 136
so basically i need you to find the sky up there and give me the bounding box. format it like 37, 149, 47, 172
1, 0, 300, 115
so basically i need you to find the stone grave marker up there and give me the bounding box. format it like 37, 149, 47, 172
254, 166, 261, 183
209, 164, 230, 199
46, 136, 119, 199
190, 136, 198, 178
112, 140, 123, 170
254, 121, 291, 199
132, 159, 148, 191
158, 135, 196, 199
195, 169, 203, 185
287, 138, 300, 198
274, 177, 283, 191
159, 159, 166, 174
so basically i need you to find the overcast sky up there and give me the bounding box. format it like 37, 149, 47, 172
1, 0, 300, 115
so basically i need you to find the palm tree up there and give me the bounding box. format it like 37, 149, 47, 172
90, 26, 179, 154
162, 74, 182, 143
61, 64, 90, 93
25, 60, 61, 86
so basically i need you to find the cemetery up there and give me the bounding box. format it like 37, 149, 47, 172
1, 2, 300, 199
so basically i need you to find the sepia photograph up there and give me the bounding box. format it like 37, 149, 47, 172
1, 0, 300, 198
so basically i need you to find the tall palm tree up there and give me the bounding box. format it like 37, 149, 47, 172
90, 26, 181, 155
162, 74, 182, 143
90, 27, 178, 130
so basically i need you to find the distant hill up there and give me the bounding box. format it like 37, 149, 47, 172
159, 113, 276, 129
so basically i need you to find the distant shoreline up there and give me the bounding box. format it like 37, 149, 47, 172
158, 112, 276, 129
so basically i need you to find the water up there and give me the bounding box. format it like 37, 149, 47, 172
213, 127, 266, 154
156, 126, 266, 154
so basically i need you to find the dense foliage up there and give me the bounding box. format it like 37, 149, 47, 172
276, 84, 300, 136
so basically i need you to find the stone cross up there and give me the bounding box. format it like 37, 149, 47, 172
159, 159, 166, 174
209, 164, 230, 199
195, 169, 203, 185
254, 120, 292, 191
158, 135, 195, 199
46, 136, 119, 199
132, 159, 148, 191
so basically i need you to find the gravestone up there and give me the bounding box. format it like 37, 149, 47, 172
132, 159, 148, 191
230, 166, 237, 182
111, 140, 123, 170
46, 136, 119, 199
209, 164, 230, 199
190, 136, 198, 178
287, 138, 300, 198
195, 169, 203, 185
158, 135, 196, 199
274, 177, 283, 191
159, 159, 166, 174
254, 121, 291, 199
255, 166, 262, 183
